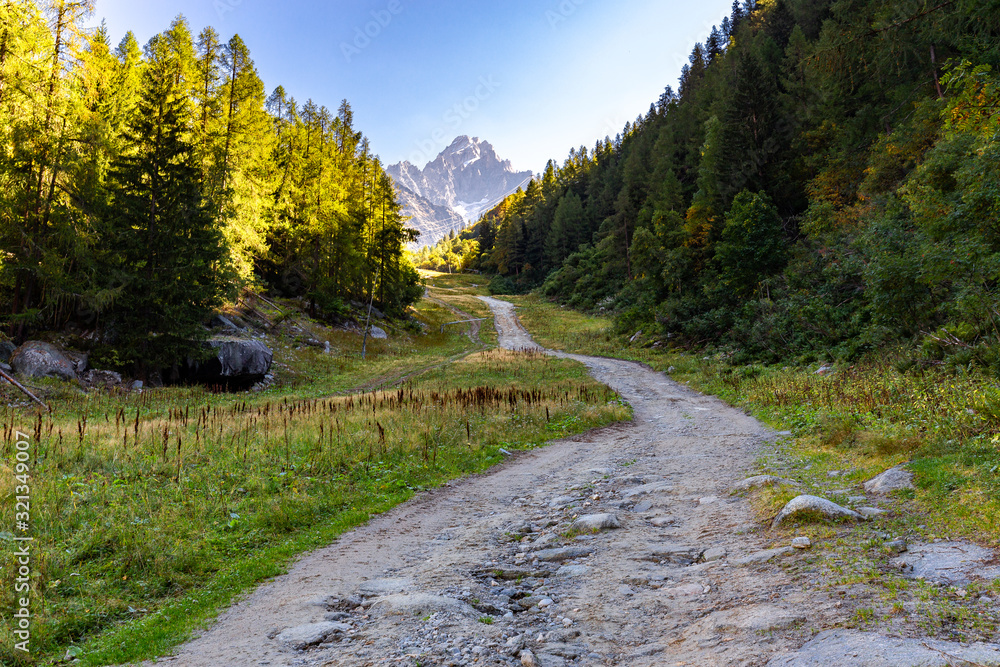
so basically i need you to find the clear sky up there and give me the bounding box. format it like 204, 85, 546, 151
88, 0, 733, 174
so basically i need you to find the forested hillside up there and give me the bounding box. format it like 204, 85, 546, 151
0, 1, 421, 371
468, 0, 1000, 366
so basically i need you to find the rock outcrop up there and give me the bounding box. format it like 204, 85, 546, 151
10, 342, 78, 381
387, 136, 534, 246
183, 338, 273, 387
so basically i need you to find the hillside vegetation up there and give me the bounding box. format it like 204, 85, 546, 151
463, 0, 1000, 368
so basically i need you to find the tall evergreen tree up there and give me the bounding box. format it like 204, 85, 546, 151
103, 35, 226, 373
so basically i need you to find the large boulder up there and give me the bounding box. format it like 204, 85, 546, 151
10, 342, 77, 381
185, 338, 273, 387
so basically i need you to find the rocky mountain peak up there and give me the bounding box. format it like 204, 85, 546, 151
388, 137, 533, 247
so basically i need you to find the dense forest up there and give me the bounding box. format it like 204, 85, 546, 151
459, 0, 1000, 367
0, 1, 421, 372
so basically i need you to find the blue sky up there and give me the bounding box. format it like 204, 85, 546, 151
89, 0, 733, 173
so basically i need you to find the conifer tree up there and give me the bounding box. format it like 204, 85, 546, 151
103, 35, 225, 374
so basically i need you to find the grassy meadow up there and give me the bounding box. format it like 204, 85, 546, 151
0, 283, 628, 665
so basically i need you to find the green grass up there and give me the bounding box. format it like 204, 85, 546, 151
0, 293, 629, 666
422, 271, 497, 347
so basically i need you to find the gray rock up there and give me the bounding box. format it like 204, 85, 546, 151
520, 649, 540, 667
772, 495, 862, 528
368, 326, 388, 340
886, 538, 908, 554
63, 350, 88, 374
731, 475, 798, 494
649, 545, 703, 565
131, 380, 144, 391
792, 537, 812, 550
528, 534, 558, 550
10, 341, 77, 381
703, 547, 727, 562
369, 593, 475, 617
211, 314, 240, 331
548, 495, 581, 508
186, 338, 273, 385
631, 499, 653, 513
0, 341, 16, 363
735, 547, 795, 566
864, 466, 915, 495
650, 516, 675, 527
570, 514, 620, 532
535, 547, 593, 563
323, 612, 350, 621
357, 578, 413, 597
765, 630, 1000, 666
208, 338, 273, 377
858, 507, 887, 519
275, 622, 351, 650
556, 565, 589, 577
890, 542, 1000, 586
622, 481, 673, 499
687, 604, 806, 640
83, 369, 123, 390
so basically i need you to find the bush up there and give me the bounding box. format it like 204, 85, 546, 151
488, 275, 517, 295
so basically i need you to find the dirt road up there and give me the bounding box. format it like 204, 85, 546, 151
146, 299, 852, 667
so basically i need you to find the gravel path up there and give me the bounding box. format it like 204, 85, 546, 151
141, 299, 1000, 666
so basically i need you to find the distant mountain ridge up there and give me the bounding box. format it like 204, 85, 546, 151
388, 136, 533, 247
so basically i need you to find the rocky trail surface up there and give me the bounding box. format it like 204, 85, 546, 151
144, 300, 1000, 667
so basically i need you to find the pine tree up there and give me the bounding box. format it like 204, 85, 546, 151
713, 190, 786, 300
103, 35, 225, 374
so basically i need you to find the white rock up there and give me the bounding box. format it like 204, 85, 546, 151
703, 547, 728, 562
571, 513, 621, 532
792, 537, 812, 549
864, 466, 915, 495
369, 594, 475, 617
772, 495, 862, 528
275, 622, 351, 650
